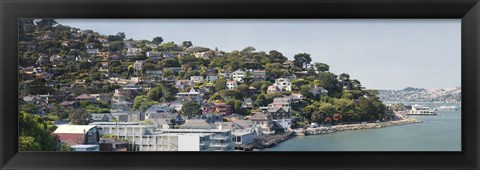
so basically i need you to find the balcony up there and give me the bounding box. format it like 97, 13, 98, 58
209, 143, 233, 148
210, 135, 229, 140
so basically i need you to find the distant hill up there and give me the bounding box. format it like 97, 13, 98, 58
376, 87, 461, 103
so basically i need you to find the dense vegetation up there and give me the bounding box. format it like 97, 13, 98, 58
18, 19, 389, 150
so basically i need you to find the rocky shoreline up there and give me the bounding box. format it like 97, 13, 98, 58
295, 118, 422, 136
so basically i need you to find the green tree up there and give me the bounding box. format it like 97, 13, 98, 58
293, 53, 312, 69
314, 62, 330, 72
182, 41, 193, 48
27, 78, 53, 95
160, 83, 179, 102
132, 95, 158, 112
69, 109, 92, 125
181, 101, 202, 116
147, 86, 163, 101
19, 136, 42, 151
265, 63, 286, 80
268, 50, 288, 64
214, 79, 227, 91
339, 73, 350, 82
35, 19, 58, 29
162, 58, 180, 67
152, 36, 164, 44
19, 112, 58, 151
236, 84, 251, 98
255, 93, 268, 107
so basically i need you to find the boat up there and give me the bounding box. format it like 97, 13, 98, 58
406, 104, 437, 116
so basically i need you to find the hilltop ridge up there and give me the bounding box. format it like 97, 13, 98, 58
376, 87, 461, 103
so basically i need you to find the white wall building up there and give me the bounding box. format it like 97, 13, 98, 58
226, 80, 238, 90
232, 69, 246, 82
274, 78, 292, 92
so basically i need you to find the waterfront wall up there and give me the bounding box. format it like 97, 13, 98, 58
300, 118, 422, 136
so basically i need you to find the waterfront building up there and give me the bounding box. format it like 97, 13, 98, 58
91, 113, 113, 122
98, 138, 129, 151
180, 119, 216, 129
248, 112, 274, 135
53, 125, 99, 146
216, 120, 259, 151
71, 145, 100, 152
267, 97, 292, 119
146, 118, 171, 129
159, 126, 235, 151
110, 111, 142, 122
92, 122, 234, 151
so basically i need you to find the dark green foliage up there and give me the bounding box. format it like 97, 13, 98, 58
27, 78, 54, 95
293, 53, 312, 69
181, 101, 202, 116
19, 112, 58, 151
214, 79, 227, 91
152, 36, 164, 44
132, 95, 158, 112
147, 86, 163, 101
69, 108, 92, 125
314, 62, 330, 72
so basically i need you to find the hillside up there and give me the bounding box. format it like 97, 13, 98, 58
376, 87, 461, 103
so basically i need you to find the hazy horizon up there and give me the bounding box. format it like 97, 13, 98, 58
56, 19, 461, 90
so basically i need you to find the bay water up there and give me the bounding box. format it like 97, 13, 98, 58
263, 103, 461, 151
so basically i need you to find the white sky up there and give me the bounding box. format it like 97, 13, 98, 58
56, 19, 461, 90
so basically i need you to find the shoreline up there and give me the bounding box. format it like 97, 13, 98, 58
300, 118, 422, 136
253, 118, 422, 150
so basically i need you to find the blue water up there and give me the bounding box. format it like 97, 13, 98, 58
263, 103, 461, 151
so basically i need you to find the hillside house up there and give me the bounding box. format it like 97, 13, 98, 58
274, 78, 292, 92
226, 81, 238, 90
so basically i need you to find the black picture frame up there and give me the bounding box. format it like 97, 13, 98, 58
1, 0, 479, 169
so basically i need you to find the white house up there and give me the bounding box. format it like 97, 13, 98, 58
126, 48, 142, 56
190, 76, 204, 83
232, 69, 246, 82
274, 78, 292, 92
226, 80, 238, 90
176, 88, 204, 102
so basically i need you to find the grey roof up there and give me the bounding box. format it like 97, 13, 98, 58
90, 113, 113, 121
110, 111, 140, 116
249, 112, 270, 121
180, 119, 215, 129
147, 118, 170, 125
273, 97, 291, 104
233, 120, 253, 129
